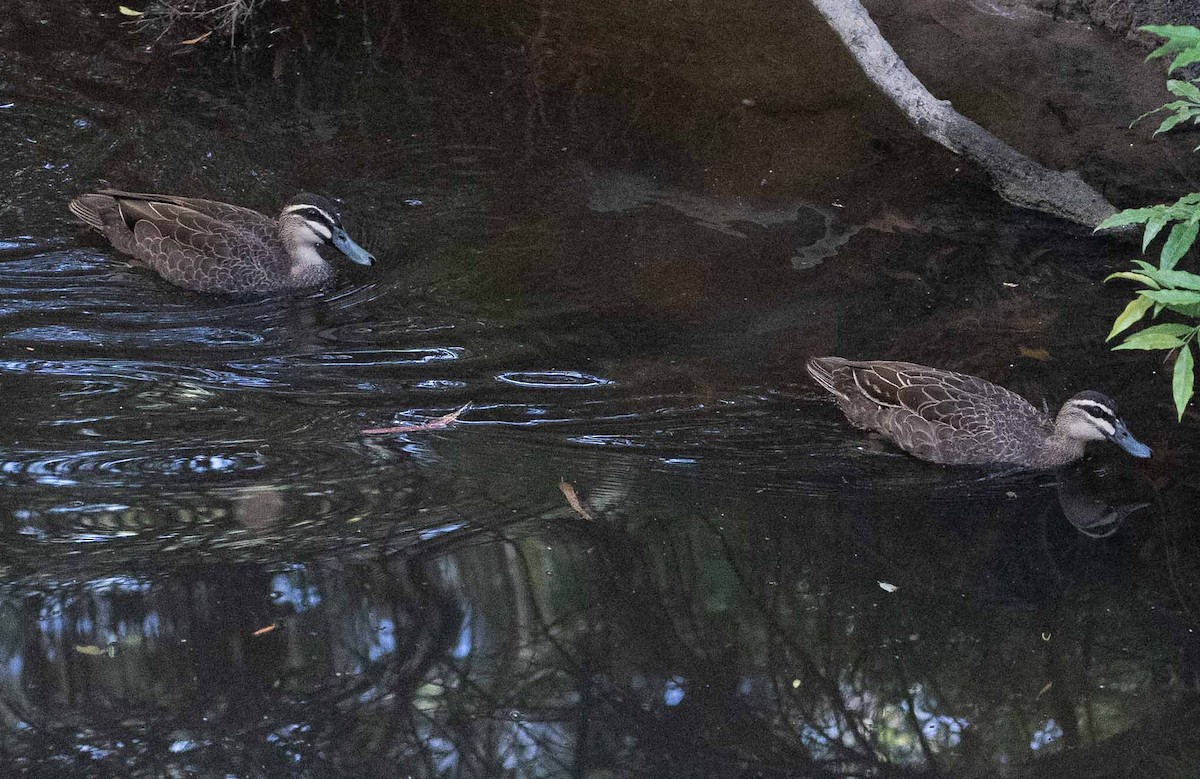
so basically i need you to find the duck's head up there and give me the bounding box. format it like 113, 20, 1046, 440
1057, 390, 1151, 458
279, 193, 375, 267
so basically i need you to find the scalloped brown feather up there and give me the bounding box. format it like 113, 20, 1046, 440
68, 190, 332, 294
806, 357, 1061, 467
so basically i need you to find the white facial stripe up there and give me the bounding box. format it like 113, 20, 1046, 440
1091, 417, 1115, 436
305, 219, 333, 241
282, 204, 331, 217
283, 204, 338, 224
1069, 399, 1114, 414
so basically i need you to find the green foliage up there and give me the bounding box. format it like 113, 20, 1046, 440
1102, 26, 1200, 421
1099, 230, 1200, 420
1142, 25, 1200, 74
1131, 80, 1200, 150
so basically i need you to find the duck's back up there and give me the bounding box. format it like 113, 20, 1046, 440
808, 358, 1052, 465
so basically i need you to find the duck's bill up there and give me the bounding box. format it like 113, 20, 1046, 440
1110, 420, 1152, 458
332, 228, 376, 266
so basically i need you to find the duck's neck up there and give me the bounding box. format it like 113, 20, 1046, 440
1031, 431, 1087, 468
286, 242, 333, 285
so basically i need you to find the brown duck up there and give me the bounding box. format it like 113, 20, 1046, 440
68, 190, 375, 293
806, 357, 1151, 468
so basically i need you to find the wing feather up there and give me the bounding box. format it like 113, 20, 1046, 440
98, 190, 275, 230
122, 202, 284, 293
845, 361, 1045, 435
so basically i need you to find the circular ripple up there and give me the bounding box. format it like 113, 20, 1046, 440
496, 370, 613, 389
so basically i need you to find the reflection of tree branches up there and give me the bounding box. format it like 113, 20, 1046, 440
693, 511, 884, 768
546, 511, 873, 778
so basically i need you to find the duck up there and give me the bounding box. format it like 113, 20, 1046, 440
68, 190, 375, 293
805, 356, 1151, 468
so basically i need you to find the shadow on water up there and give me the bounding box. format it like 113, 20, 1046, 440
1, 0, 1200, 777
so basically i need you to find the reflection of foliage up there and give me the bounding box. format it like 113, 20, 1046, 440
3, 468, 1199, 776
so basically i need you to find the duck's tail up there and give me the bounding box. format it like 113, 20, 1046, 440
68, 193, 116, 231
805, 357, 851, 400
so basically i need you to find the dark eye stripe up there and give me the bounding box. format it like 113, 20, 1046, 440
1074, 402, 1116, 424
294, 207, 340, 230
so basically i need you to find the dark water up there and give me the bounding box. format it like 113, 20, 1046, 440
0, 2, 1198, 777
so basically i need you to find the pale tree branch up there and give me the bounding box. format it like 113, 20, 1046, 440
809, 0, 1118, 227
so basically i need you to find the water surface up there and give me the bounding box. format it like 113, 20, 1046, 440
0, 3, 1196, 777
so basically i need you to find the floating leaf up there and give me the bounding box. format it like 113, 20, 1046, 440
1107, 296, 1153, 341
181, 31, 212, 45
252, 624, 277, 636
75, 644, 115, 657
1036, 681, 1054, 699
362, 402, 472, 435
1018, 346, 1051, 361
1174, 342, 1195, 421
878, 581, 899, 593
118, 5, 144, 16
559, 479, 594, 521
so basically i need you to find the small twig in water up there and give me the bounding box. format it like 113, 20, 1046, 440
361, 402, 473, 435
559, 479, 594, 521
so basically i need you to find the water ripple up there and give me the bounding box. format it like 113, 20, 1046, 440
0, 358, 279, 390
496, 370, 613, 388
6, 325, 265, 347
0, 447, 268, 487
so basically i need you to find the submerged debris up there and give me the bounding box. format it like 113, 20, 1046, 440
362, 403, 473, 436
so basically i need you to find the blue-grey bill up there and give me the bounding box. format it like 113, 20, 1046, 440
332, 228, 375, 266
1110, 421, 1151, 459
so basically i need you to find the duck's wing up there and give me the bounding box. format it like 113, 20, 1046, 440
84, 195, 281, 292
840, 360, 1042, 434
95, 190, 274, 230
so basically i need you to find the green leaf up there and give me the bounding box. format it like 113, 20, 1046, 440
1113, 331, 1186, 350
1163, 301, 1200, 318
1139, 288, 1200, 305
1123, 263, 1200, 290
1105, 271, 1160, 288
1160, 221, 1199, 270
1095, 207, 1163, 231
1154, 110, 1200, 136
1143, 268, 1200, 290
1143, 215, 1169, 251
1140, 24, 1200, 43
1133, 323, 1198, 338
1174, 342, 1195, 421
1132, 105, 1168, 128
1142, 25, 1200, 68
1170, 49, 1200, 74
1107, 295, 1154, 340
118, 5, 144, 16
1167, 79, 1200, 102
